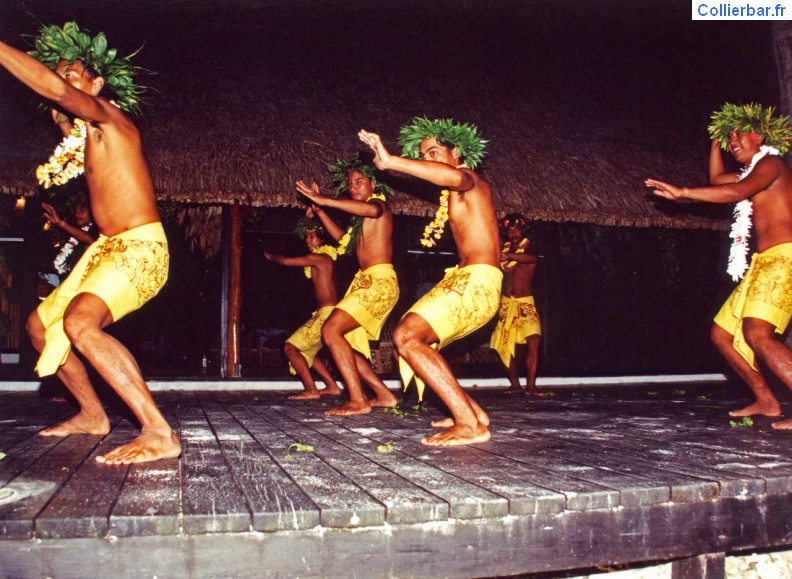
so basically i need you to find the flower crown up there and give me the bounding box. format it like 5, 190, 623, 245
500, 213, 529, 234
398, 117, 488, 169
328, 155, 393, 199
708, 103, 792, 155
27, 22, 145, 114
293, 217, 324, 240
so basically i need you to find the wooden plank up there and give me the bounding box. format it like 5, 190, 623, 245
108, 390, 181, 537
109, 458, 181, 537
0, 433, 101, 539
491, 400, 779, 497
34, 424, 133, 539
262, 404, 454, 525
487, 434, 719, 506
0, 395, 76, 450
0, 433, 64, 485
225, 400, 386, 529
285, 402, 565, 519
196, 394, 321, 532
503, 410, 782, 496
178, 393, 251, 534
347, 403, 619, 513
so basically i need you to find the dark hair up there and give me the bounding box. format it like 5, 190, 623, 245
500, 213, 530, 237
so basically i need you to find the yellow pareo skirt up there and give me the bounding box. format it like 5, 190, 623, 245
35, 222, 169, 377
489, 295, 541, 367
714, 242, 792, 370
400, 264, 502, 399
335, 263, 399, 359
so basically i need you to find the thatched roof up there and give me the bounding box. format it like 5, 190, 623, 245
0, 0, 780, 230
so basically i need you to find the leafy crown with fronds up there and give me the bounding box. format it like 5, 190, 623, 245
398, 117, 488, 169
708, 103, 792, 155
27, 21, 145, 114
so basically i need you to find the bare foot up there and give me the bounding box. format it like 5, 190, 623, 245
319, 387, 343, 397
772, 418, 792, 430
729, 401, 782, 417
422, 423, 490, 446
368, 391, 398, 408
326, 400, 372, 416
288, 390, 321, 400
503, 386, 522, 395
39, 412, 110, 437
432, 417, 454, 429
96, 428, 181, 465
525, 389, 543, 397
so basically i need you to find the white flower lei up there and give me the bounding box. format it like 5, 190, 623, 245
727, 145, 779, 281
53, 223, 93, 274
36, 119, 86, 189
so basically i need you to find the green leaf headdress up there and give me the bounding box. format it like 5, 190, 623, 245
398, 117, 488, 169
708, 103, 792, 155
27, 21, 146, 114
328, 155, 393, 199
293, 217, 324, 240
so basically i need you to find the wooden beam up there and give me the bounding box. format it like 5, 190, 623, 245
227, 204, 243, 377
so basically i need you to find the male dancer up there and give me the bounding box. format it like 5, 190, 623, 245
296, 157, 399, 415
647, 103, 792, 428
359, 118, 501, 446
490, 213, 542, 395
0, 22, 179, 463
264, 219, 343, 400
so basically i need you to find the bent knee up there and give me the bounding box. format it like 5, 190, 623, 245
321, 324, 341, 345
710, 324, 732, 348
742, 319, 776, 352
26, 311, 45, 348
393, 323, 422, 352
62, 309, 99, 344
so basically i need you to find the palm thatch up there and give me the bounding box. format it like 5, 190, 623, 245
0, 0, 779, 232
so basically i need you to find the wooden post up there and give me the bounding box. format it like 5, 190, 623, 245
227, 203, 243, 377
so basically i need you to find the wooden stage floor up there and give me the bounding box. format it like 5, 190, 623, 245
2, 383, 792, 578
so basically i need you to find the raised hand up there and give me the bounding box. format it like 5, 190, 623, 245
358, 129, 393, 170
41, 202, 61, 226
295, 180, 326, 206
645, 178, 684, 200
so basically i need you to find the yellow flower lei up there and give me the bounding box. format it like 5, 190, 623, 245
337, 193, 387, 255
500, 238, 528, 271
419, 164, 467, 248
304, 245, 338, 279
36, 119, 86, 189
